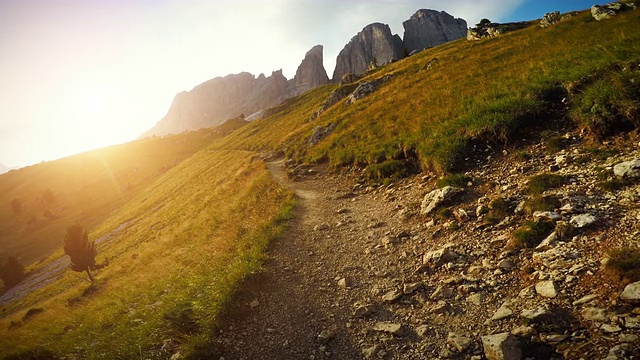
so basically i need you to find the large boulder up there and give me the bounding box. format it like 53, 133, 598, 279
332, 23, 404, 81
402, 9, 467, 53
289, 45, 330, 97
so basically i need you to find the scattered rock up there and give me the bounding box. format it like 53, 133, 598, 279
423, 245, 458, 267
491, 301, 514, 321
381, 289, 403, 303
481, 332, 522, 360
362, 344, 381, 359
620, 281, 640, 304
614, 159, 640, 178
569, 214, 596, 229
540, 11, 561, 28
317, 329, 335, 344
372, 322, 404, 336
337, 277, 351, 288
447, 332, 472, 352
420, 186, 462, 215
353, 303, 376, 318
582, 307, 608, 322
535, 280, 558, 298
601, 324, 622, 333
249, 300, 260, 308
346, 76, 392, 105
403, 282, 422, 294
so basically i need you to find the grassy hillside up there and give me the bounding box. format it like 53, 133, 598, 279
222, 9, 640, 174
0, 120, 247, 267
1, 5, 640, 359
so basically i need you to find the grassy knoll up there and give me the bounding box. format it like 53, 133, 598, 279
0, 149, 293, 358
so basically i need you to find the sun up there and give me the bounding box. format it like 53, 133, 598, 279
79, 93, 106, 114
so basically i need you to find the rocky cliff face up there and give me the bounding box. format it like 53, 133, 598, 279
289, 45, 330, 97
143, 46, 329, 137
332, 23, 404, 81
402, 9, 467, 53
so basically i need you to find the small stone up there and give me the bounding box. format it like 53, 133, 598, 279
491, 302, 514, 321
416, 325, 430, 337
447, 332, 472, 352
614, 159, 640, 178
511, 326, 536, 338
430, 286, 454, 300
373, 322, 404, 336
620, 281, 640, 304
382, 289, 403, 303
498, 258, 516, 270
314, 223, 330, 231
541, 334, 569, 343
619, 333, 639, 343
573, 294, 600, 306
249, 300, 260, 308
421, 186, 462, 215
581, 307, 608, 322
521, 307, 552, 322
467, 293, 484, 306
535, 280, 557, 298
423, 245, 458, 267
362, 344, 380, 359
353, 304, 376, 318
337, 278, 351, 288
403, 282, 422, 294
481, 332, 522, 360
430, 300, 453, 315
625, 316, 640, 329
317, 329, 335, 344
569, 214, 596, 229
601, 324, 622, 333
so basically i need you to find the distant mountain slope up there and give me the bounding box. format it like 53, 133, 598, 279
0, 163, 16, 175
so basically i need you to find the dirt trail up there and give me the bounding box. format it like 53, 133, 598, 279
217, 160, 369, 359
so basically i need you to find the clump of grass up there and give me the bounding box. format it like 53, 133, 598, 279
570, 65, 640, 139
437, 173, 471, 188
364, 159, 415, 183
523, 195, 561, 215
607, 247, 640, 282
489, 196, 512, 217
599, 178, 629, 192
526, 173, 564, 194
516, 151, 532, 161
510, 219, 555, 248
544, 135, 566, 153
437, 207, 454, 220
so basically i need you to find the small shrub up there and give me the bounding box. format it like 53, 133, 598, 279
607, 247, 640, 282
511, 219, 555, 248
526, 173, 564, 194
437, 173, 471, 188
523, 195, 561, 215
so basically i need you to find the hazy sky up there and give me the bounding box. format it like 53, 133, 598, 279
0, 0, 596, 168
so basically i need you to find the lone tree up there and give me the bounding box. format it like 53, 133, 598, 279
63, 224, 97, 284
0, 256, 26, 289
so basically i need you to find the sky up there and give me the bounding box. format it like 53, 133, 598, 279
0, 0, 597, 168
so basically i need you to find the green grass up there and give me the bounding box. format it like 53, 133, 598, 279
523, 195, 561, 215
526, 174, 565, 194
511, 219, 556, 248
437, 173, 471, 188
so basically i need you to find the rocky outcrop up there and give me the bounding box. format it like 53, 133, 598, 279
143, 45, 331, 137
332, 23, 404, 81
540, 11, 561, 28
142, 71, 289, 137
592, 3, 637, 21
467, 20, 529, 41
402, 10, 467, 53
289, 45, 330, 97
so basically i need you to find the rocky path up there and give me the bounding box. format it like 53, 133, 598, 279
217, 136, 640, 360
